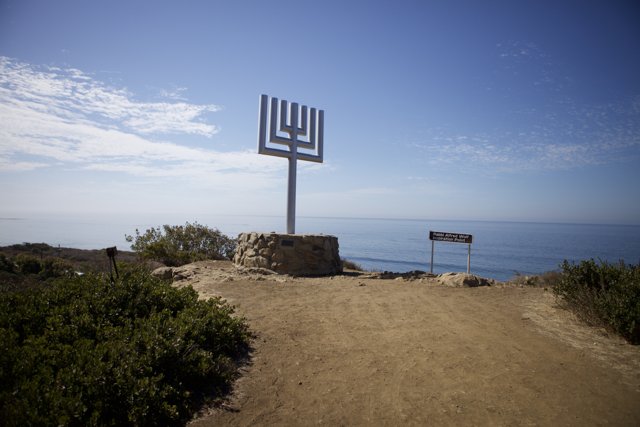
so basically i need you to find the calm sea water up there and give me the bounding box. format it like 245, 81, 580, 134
1, 213, 639, 282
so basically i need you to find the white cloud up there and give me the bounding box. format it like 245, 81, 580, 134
0, 57, 287, 184
0, 57, 219, 137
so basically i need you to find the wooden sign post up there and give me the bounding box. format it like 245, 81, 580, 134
429, 231, 473, 274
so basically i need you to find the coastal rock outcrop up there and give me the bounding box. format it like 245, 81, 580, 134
151, 266, 174, 280
436, 272, 494, 287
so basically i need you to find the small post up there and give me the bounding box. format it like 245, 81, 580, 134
430, 240, 435, 274
106, 246, 119, 283
467, 244, 471, 274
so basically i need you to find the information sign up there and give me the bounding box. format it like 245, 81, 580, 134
429, 231, 473, 244
428, 230, 473, 274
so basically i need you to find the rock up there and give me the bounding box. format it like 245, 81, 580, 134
151, 266, 174, 280
437, 272, 493, 287
370, 270, 435, 280
236, 266, 276, 276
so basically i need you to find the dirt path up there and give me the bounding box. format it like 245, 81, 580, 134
176, 262, 640, 426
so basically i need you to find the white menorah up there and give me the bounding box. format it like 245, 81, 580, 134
258, 94, 324, 234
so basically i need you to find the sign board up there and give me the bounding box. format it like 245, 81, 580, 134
429, 231, 473, 244
428, 230, 473, 274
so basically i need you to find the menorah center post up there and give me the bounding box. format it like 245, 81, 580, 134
287, 146, 297, 234
286, 103, 299, 234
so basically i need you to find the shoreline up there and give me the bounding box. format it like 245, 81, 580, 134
0, 242, 539, 283
2, 218, 639, 282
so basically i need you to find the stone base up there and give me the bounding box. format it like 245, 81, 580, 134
234, 232, 342, 276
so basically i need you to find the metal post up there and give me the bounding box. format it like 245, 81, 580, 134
467, 244, 471, 274
287, 151, 297, 234
430, 240, 434, 274
286, 103, 298, 234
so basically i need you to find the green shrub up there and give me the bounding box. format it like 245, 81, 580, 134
341, 258, 363, 271
0, 254, 15, 274
509, 270, 562, 287
38, 258, 75, 280
15, 253, 42, 275
0, 266, 251, 426
0, 254, 75, 291
126, 222, 236, 266
553, 259, 640, 344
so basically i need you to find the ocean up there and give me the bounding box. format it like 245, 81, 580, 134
1, 213, 639, 282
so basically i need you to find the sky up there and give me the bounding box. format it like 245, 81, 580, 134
1, 0, 639, 225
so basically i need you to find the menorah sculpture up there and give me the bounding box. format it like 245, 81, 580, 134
258, 94, 324, 234
233, 95, 339, 275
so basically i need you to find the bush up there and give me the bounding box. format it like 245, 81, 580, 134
38, 257, 75, 280
0, 254, 39, 292
7, 254, 75, 281
553, 259, 640, 344
341, 258, 363, 271
15, 253, 42, 275
509, 271, 562, 287
0, 266, 251, 426
1, 243, 139, 275
0, 254, 15, 274
126, 222, 236, 267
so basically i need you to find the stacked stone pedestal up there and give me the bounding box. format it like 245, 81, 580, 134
234, 232, 342, 276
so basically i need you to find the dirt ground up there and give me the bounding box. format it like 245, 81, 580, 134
172, 261, 640, 426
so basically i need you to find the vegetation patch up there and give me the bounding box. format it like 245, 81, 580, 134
0, 243, 138, 278
0, 250, 76, 292
553, 259, 640, 344
341, 258, 363, 271
126, 222, 236, 267
0, 266, 252, 426
509, 270, 562, 287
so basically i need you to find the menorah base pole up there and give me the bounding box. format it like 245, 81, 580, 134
286, 156, 297, 234
234, 232, 342, 276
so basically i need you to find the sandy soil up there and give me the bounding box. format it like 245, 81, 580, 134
171, 261, 640, 426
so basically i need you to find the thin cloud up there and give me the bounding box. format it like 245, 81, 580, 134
494, 40, 569, 92
496, 41, 547, 60
415, 97, 640, 173
157, 86, 188, 101
0, 159, 48, 172
0, 57, 286, 182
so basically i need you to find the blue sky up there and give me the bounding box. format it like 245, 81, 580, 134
1, 0, 639, 225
